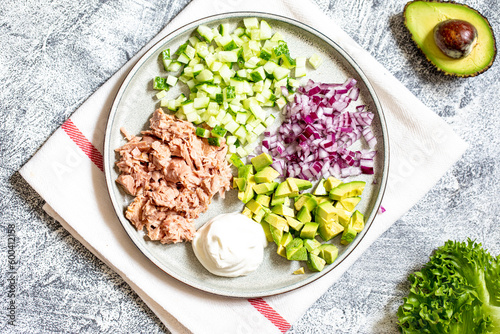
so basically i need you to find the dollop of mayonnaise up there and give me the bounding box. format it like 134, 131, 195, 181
192, 212, 268, 277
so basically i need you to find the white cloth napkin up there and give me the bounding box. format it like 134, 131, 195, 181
20, 0, 468, 333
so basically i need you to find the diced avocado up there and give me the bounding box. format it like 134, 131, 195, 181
317, 244, 339, 264
271, 193, 286, 206
286, 178, 299, 193
280, 232, 293, 247
329, 181, 366, 201
303, 196, 318, 212
286, 238, 307, 261
340, 224, 358, 245
265, 213, 289, 231
241, 207, 252, 218
351, 210, 365, 233
260, 221, 274, 242
246, 199, 263, 214
332, 207, 351, 227
316, 197, 331, 205
254, 166, 280, 183
255, 194, 271, 207
316, 214, 344, 241
313, 178, 328, 196
288, 177, 312, 191
300, 222, 318, 239
316, 201, 338, 221
253, 208, 266, 223
303, 238, 321, 252
339, 196, 361, 212
285, 216, 304, 232
294, 193, 313, 211
307, 253, 326, 272
238, 164, 254, 179
269, 224, 284, 245
293, 267, 305, 275
253, 182, 278, 195
274, 180, 298, 198
251, 152, 274, 172
271, 204, 295, 217
276, 244, 287, 257
233, 177, 247, 191
238, 176, 255, 203
324, 177, 342, 192
296, 206, 312, 224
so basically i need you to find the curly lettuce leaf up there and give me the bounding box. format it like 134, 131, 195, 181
398, 239, 500, 334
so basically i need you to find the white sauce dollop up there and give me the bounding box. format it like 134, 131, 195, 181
192, 212, 268, 277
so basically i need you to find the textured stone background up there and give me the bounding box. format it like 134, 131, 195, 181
1, 0, 499, 333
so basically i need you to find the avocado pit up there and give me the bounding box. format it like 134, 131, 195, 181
434, 19, 478, 59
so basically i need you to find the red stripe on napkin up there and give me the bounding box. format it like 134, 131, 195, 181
248, 298, 291, 333
61, 120, 290, 332
61, 119, 104, 172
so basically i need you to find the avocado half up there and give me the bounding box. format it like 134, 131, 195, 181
404, 0, 496, 77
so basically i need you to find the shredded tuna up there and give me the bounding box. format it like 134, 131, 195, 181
116, 108, 232, 244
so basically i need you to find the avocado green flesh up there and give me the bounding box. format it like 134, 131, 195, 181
404, 1, 496, 77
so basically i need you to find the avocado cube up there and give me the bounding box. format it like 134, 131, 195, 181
300, 222, 318, 239
286, 238, 307, 261
293, 267, 305, 275
253, 208, 266, 223
233, 177, 247, 191
276, 244, 287, 258
297, 206, 312, 224
303, 238, 321, 252
351, 210, 365, 233
238, 176, 255, 203
294, 193, 313, 211
269, 224, 284, 245
339, 196, 361, 212
303, 196, 318, 212
265, 213, 289, 231
254, 166, 280, 183
246, 199, 263, 214
316, 197, 331, 205
329, 181, 366, 201
288, 177, 313, 191
280, 232, 293, 247
324, 176, 342, 192
271, 193, 286, 206
317, 244, 338, 264
333, 207, 351, 227
241, 207, 252, 218
340, 224, 357, 245
251, 152, 273, 172
260, 221, 274, 242
307, 253, 326, 272
271, 204, 295, 217
255, 194, 271, 207
316, 201, 337, 221
238, 164, 254, 179
316, 214, 344, 241
313, 178, 328, 196
286, 178, 299, 193
275, 180, 299, 198
253, 182, 278, 195
285, 216, 304, 232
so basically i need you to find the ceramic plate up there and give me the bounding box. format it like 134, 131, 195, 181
104, 12, 389, 298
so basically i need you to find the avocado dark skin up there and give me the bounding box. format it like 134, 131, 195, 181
434, 19, 478, 59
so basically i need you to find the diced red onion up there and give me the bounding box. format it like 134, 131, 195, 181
262, 78, 377, 180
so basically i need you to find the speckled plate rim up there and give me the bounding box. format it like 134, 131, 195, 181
104, 11, 389, 298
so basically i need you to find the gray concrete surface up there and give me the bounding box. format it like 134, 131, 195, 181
1, 0, 499, 333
